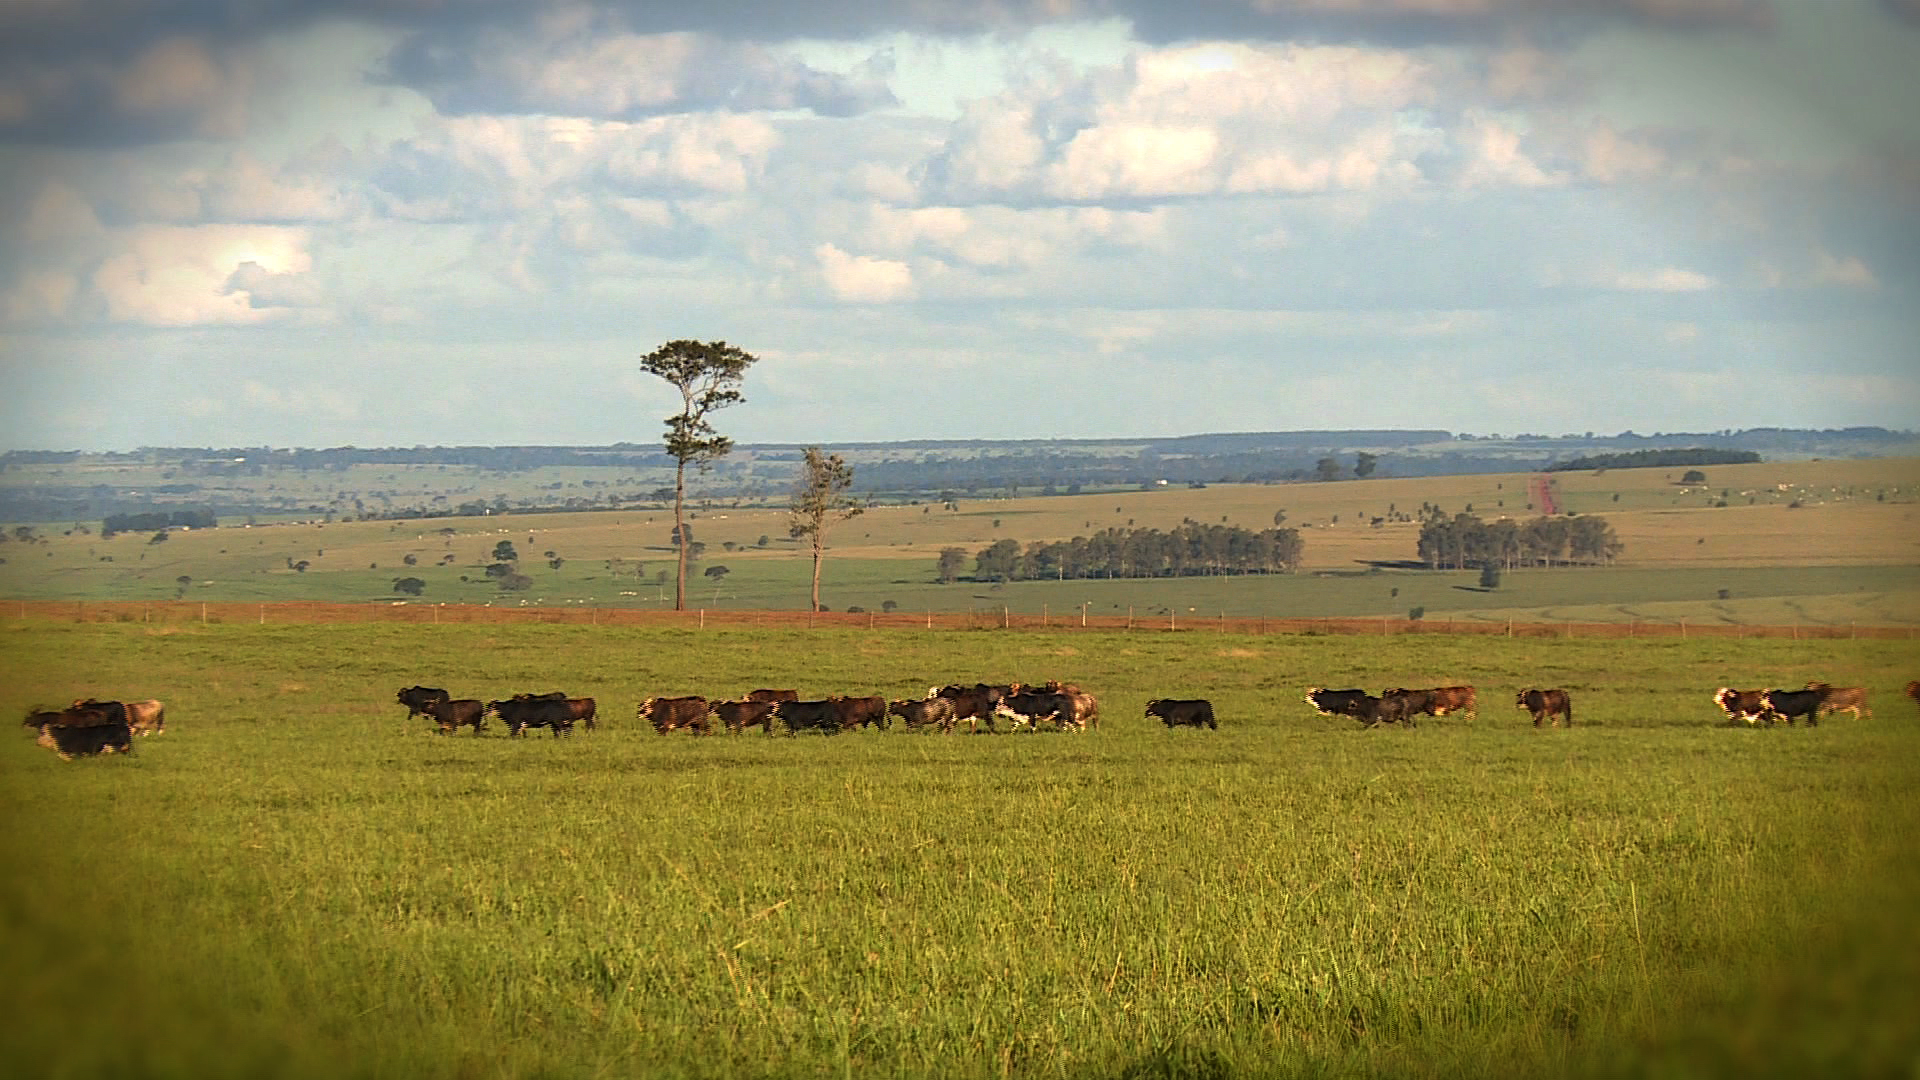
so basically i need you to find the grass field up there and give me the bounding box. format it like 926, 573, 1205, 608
3, 624, 1918, 1078
4, 458, 1916, 625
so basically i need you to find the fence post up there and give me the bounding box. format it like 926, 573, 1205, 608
700, 609, 705, 630
1042, 604, 1047, 627
1382, 617, 1388, 636
1082, 603, 1089, 628
927, 609, 932, 630
1169, 609, 1175, 631
1128, 606, 1133, 630
201, 602, 207, 626
1506, 619, 1512, 638
1680, 619, 1686, 639
1003, 606, 1009, 629
258, 604, 264, 626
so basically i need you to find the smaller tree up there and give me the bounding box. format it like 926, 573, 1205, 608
1314, 457, 1344, 482
1681, 469, 1707, 485
492, 540, 518, 562
393, 577, 427, 596
937, 546, 968, 584
789, 447, 862, 612
1478, 563, 1502, 590
1355, 452, 1378, 479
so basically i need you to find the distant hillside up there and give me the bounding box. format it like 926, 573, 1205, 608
1, 427, 1914, 525
1545, 448, 1762, 472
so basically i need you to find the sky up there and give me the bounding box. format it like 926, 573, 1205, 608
0, 0, 1916, 451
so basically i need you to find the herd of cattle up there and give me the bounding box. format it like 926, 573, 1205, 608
21, 698, 164, 760
21, 680, 1920, 760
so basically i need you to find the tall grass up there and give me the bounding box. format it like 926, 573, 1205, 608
2, 625, 1916, 1078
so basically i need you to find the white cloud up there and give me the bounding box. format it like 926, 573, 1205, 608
815, 243, 914, 302
1810, 251, 1877, 289
923, 42, 1442, 203
89, 225, 315, 326
1610, 267, 1716, 291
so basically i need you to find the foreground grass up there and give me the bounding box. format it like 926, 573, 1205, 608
2, 626, 1917, 1078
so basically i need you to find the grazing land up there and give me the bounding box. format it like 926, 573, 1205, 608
3, 623, 1917, 1079
2, 457, 1915, 626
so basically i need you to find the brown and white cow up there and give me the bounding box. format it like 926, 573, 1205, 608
1714, 687, 1775, 726
1423, 686, 1476, 720
1516, 688, 1573, 728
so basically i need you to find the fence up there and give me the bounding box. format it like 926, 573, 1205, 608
7, 600, 1914, 640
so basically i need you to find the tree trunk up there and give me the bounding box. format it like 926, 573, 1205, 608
673, 458, 688, 611
810, 539, 824, 612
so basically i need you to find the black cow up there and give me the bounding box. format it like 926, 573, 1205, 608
492, 696, 575, 738
713, 699, 778, 735
998, 690, 1080, 731
638, 696, 711, 736
64, 699, 128, 727
775, 699, 839, 735
1362, 691, 1425, 729
1761, 688, 1824, 727
426, 698, 488, 735
829, 695, 889, 732
397, 685, 450, 720
1516, 689, 1573, 728
888, 697, 958, 733
1146, 698, 1216, 730
46, 720, 133, 760
1305, 688, 1371, 718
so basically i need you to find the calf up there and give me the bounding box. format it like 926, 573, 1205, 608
638, 696, 711, 736
397, 685, 450, 720
713, 699, 778, 735
746, 688, 800, 703
1761, 688, 1824, 727
1516, 688, 1573, 728
888, 697, 957, 733
1907, 680, 1920, 712
1714, 687, 1775, 726
1305, 688, 1371, 718
1145, 698, 1216, 730
775, 699, 838, 735
426, 698, 488, 735
492, 695, 576, 738
829, 695, 889, 732
1806, 683, 1870, 721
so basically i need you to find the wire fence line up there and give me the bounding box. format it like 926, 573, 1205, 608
9, 600, 1914, 640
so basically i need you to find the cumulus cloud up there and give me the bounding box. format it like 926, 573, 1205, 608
89, 224, 316, 325
921, 42, 1445, 204
815, 242, 914, 302
371, 113, 779, 221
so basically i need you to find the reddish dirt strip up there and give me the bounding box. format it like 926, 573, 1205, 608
7, 600, 1913, 640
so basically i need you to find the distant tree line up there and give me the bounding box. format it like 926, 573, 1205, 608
1545, 448, 1760, 472
964, 523, 1304, 582
102, 508, 216, 537
1416, 512, 1622, 570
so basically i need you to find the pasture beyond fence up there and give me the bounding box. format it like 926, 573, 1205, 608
10, 600, 1914, 640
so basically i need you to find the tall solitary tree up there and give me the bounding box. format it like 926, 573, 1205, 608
639, 339, 757, 610
788, 446, 862, 612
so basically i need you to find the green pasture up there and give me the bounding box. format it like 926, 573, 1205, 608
6, 534, 1917, 626
2, 625, 1918, 1079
